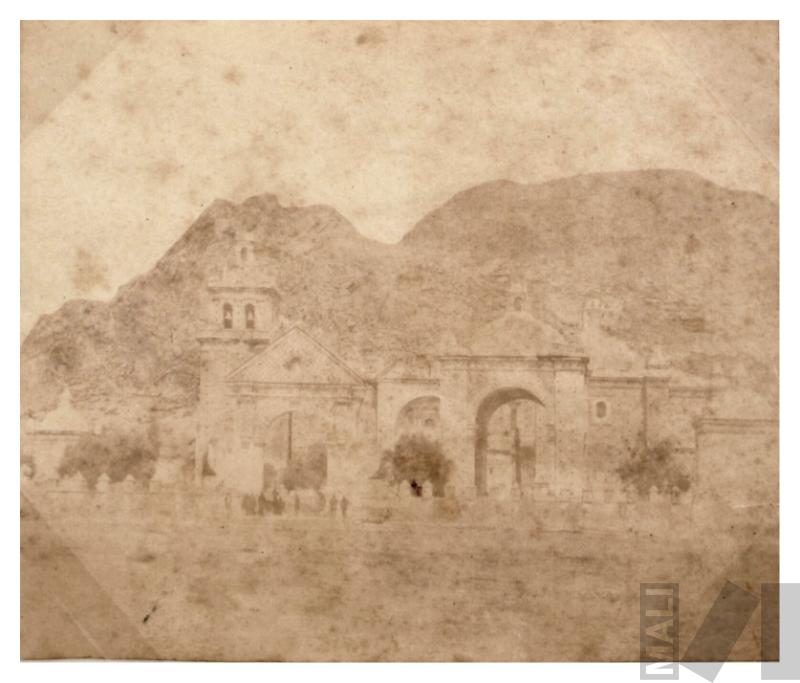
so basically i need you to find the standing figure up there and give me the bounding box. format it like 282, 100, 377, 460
329, 494, 338, 517
272, 488, 285, 515
294, 492, 301, 515
340, 495, 349, 519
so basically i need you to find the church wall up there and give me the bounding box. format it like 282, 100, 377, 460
209, 383, 377, 497
641, 378, 672, 447
435, 363, 473, 493
664, 389, 713, 449
195, 340, 267, 482
585, 378, 645, 498
552, 365, 589, 500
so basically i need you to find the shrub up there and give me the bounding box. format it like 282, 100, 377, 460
616, 438, 691, 499
58, 427, 157, 489
374, 433, 453, 497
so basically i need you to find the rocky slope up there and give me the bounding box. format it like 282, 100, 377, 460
21, 170, 778, 417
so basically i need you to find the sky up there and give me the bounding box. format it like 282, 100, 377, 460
20, 21, 778, 335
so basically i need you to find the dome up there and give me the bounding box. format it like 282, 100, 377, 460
469, 311, 578, 357
435, 329, 470, 355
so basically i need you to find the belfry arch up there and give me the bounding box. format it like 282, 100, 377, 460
474, 387, 543, 496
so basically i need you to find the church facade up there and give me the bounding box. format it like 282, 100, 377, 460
195, 242, 777, 505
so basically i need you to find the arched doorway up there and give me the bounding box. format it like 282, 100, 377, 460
395, 396, 441, 443
261, 411, 330, 492
474, 388, 543, 496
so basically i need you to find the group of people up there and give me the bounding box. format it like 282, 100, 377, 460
235, 489, 350, 519
323, 492, 350, 518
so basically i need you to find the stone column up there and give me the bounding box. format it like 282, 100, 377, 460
552, 358, 589, 501
438, 361, 473, 497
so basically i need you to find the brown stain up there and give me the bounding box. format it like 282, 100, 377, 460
77, 63, 91, 80
118, 95, 139, 116
150, 160, 182, 183
127, 24, 147, 45
223, 66, 245, 85
71, 247, 110, 294
355, 27, 386, 47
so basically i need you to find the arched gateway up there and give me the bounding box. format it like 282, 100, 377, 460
474, 387, 543, 496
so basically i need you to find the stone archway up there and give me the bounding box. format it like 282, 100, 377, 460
395, 395, 441, 443
261, 410, 330, 492
474, 387, 543, 496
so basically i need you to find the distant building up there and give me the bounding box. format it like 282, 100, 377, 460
22, 388, 94, 481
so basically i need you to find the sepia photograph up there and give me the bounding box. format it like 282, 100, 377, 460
17, 17, 784, 669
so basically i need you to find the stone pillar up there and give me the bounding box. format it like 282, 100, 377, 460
194, 345, 213, 487
553, 359, 589, 501
642, 376, 671, 447
438, 362, 473, 496
375, 382, 396, 454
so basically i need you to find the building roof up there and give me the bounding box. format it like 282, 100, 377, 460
226, 326, 366, 386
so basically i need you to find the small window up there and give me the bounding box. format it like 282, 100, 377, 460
245, 303, 255, 329
595, 400, 608, 420
222, 302, 233, 329
241, 246, 249, 263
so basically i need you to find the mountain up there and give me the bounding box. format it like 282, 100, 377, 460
21, 170, 778, 418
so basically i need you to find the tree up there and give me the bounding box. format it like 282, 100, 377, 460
59, 427, 157, 489
374, 433, 453, 497
616, 438, 691, 499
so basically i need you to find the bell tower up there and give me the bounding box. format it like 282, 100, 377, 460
205, 235, 281, 335
194, 235, 284, 484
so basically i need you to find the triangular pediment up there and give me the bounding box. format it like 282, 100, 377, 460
227, 327, 364, 385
